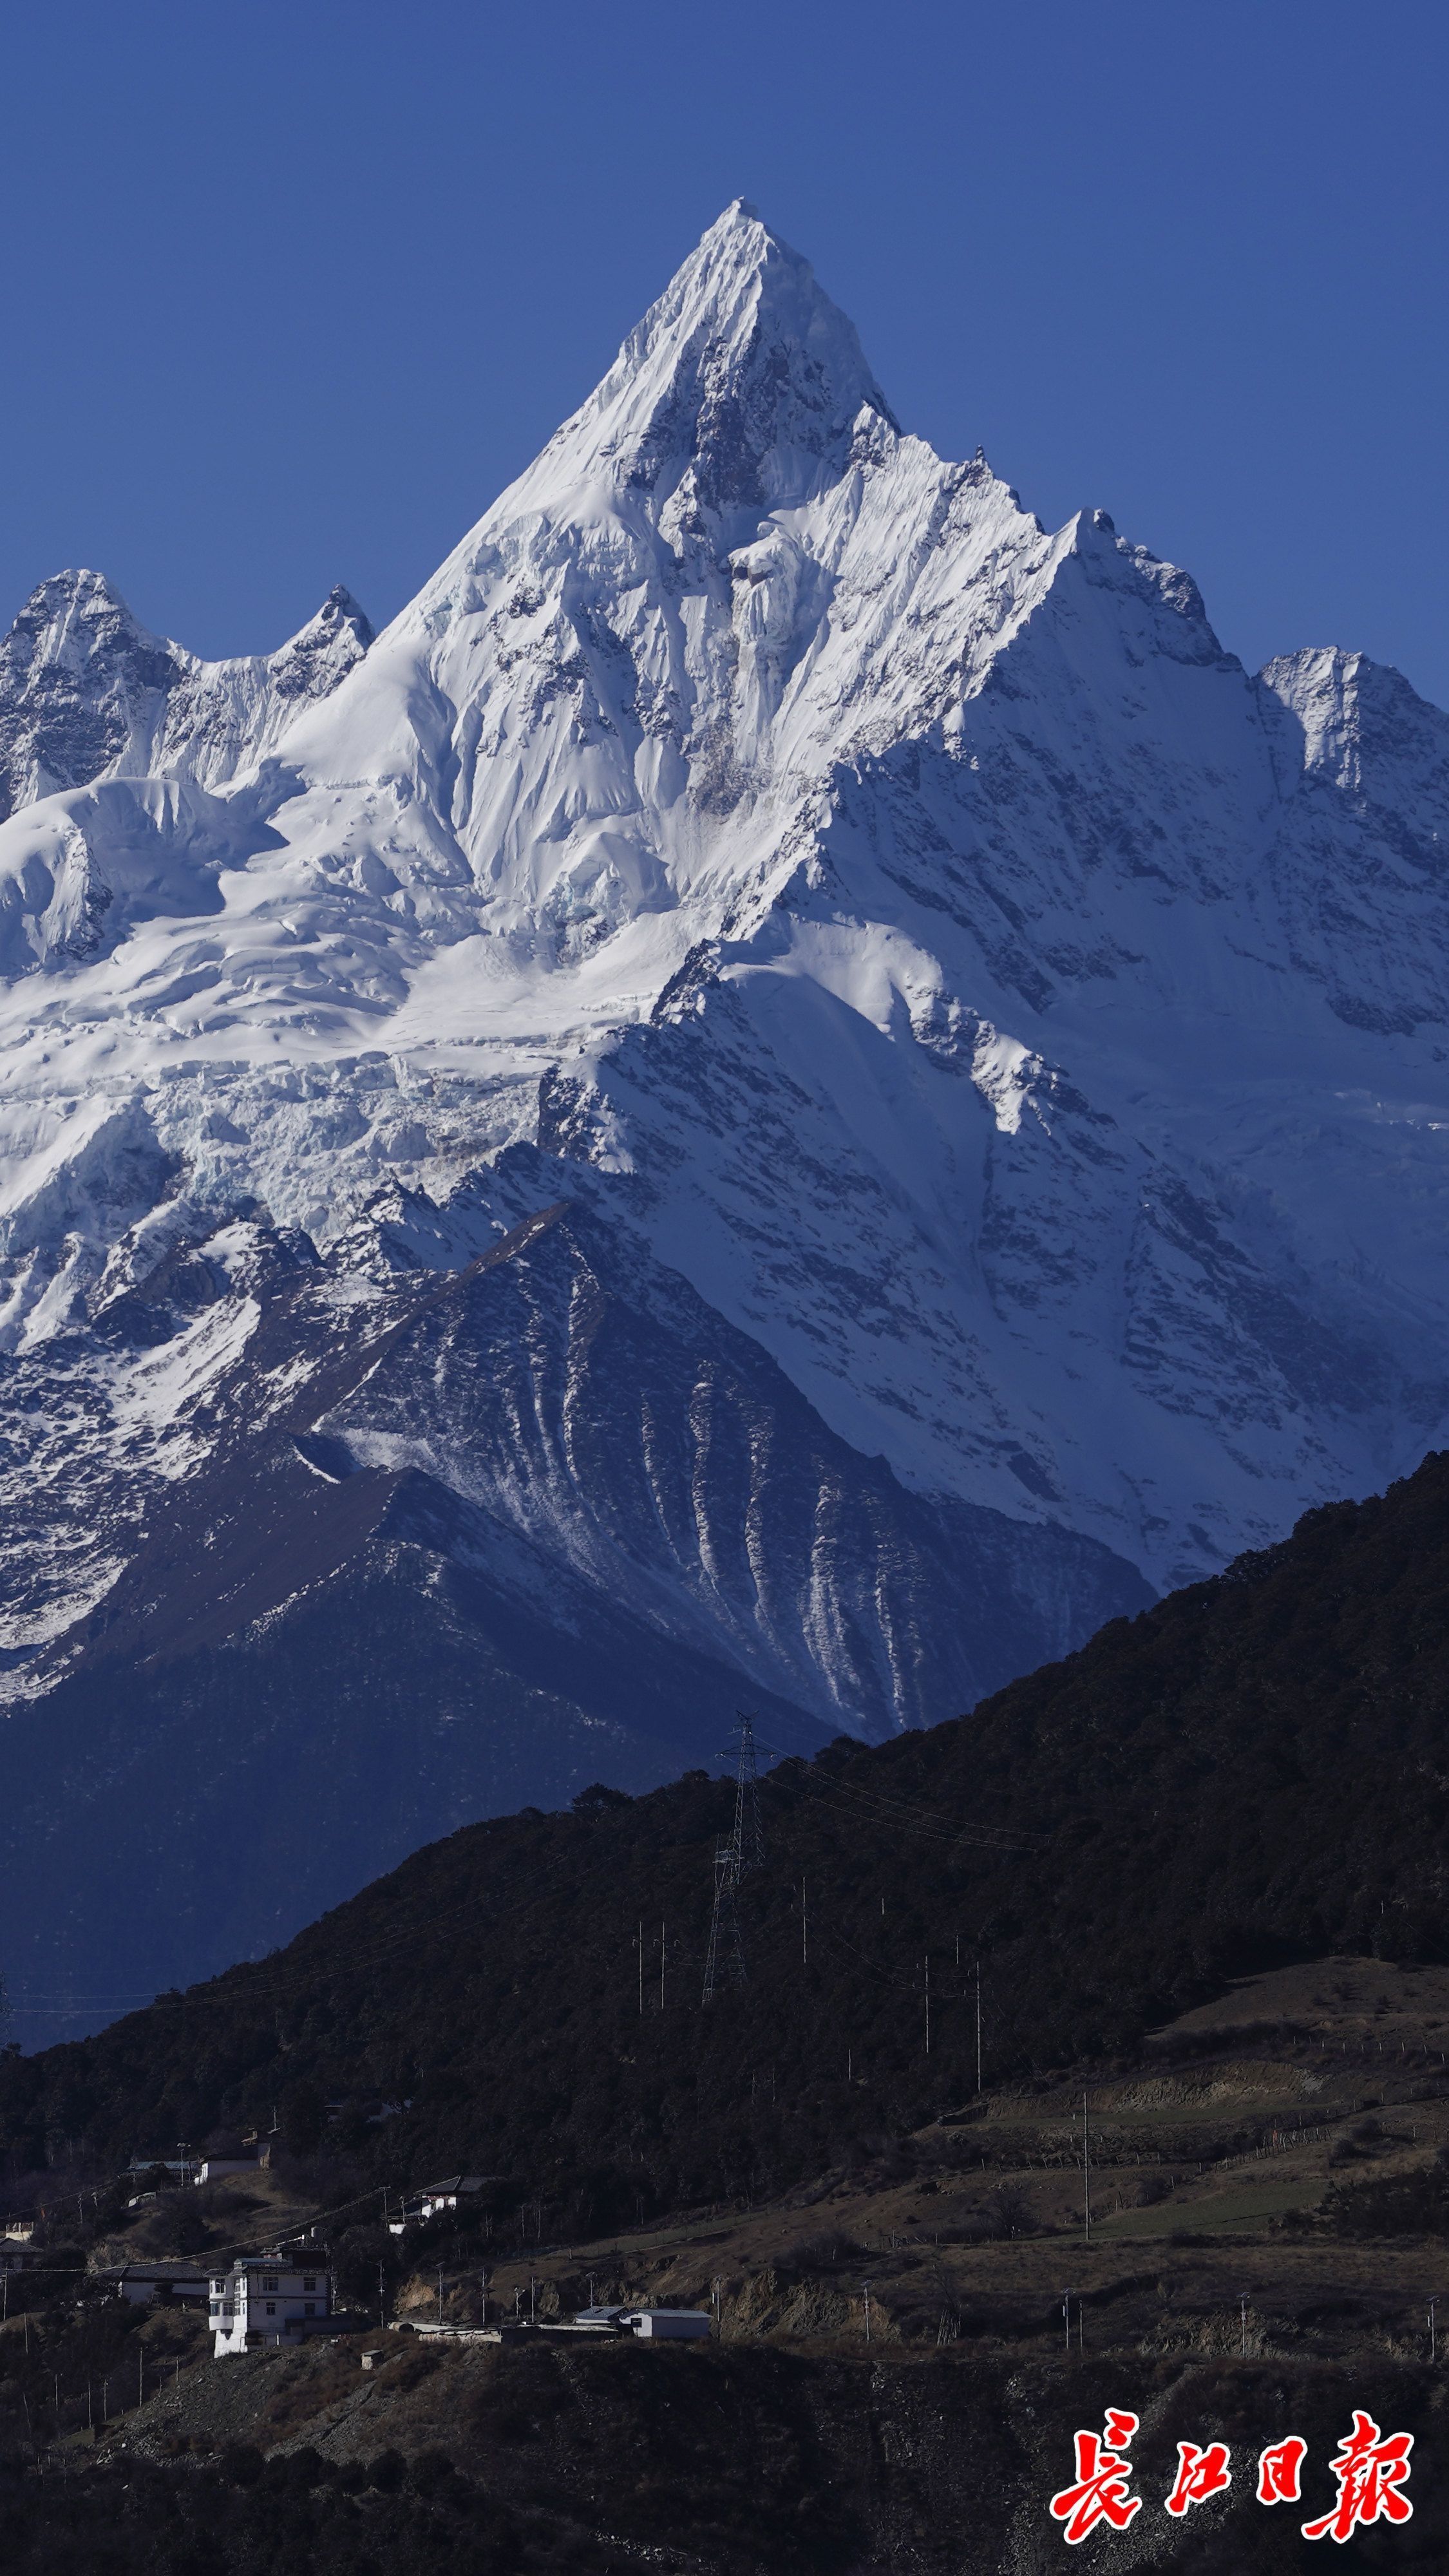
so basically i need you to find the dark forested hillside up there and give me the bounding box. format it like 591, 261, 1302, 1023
6, 1448, 1449, 2223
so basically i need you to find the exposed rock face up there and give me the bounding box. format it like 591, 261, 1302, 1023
0, 568, 371, 819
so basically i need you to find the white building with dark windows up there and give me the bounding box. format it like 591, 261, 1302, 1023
102, 2260, 211, 2307
210, 2255, 331, 2356
386, 2174, 497, 2234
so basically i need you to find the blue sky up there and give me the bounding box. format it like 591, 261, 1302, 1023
3, 0, 1446, 701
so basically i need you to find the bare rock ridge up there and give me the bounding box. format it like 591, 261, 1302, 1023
0, 569, 373, 820
0, 201, 1447, 2031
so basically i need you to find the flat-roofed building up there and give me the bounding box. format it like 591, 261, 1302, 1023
100, 2261, 211, 2306
211, 2255, 331, 2356
620, 2308, 712, 2340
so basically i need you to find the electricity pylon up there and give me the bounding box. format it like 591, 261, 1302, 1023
701, 1713, 768, 2003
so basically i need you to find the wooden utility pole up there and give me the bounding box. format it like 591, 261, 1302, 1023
975, 1961, 983, 2094
1083, 2093, 1092, 2246
659, 1918, 665, 2012
924, 1955, 931, 2056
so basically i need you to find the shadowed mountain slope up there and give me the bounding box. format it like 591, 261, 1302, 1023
5, 1444, 1448, 2212
0, 1197, 1142, 2039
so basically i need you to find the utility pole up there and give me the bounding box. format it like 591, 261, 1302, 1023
378, 2262, 387, 2327
1062, 2292, 1071, 2355
702, 1713, 768, 2002
924, 1955, 931, 2056
529, 2275, 538, 2322
1430, 2297, 1438, 2363
976, 1961, 983, 2095
479, 2270, 490, 2328
862, 2280, 873, 2344
638, 1920, 643, 2018
1240, 2291, 1249, 2358
1083, 2093, 1091, 2246
659, 1919, 666, 2013
437, 2266, 444, 2326
801, 1875, 808, 1966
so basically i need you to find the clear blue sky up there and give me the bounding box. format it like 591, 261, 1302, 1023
3, 0, 1445, 702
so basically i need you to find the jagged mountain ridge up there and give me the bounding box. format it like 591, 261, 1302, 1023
1, 202, 1448, 2030
0, 569, 373, 820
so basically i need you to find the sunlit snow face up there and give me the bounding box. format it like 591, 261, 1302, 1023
0, 202, 1446, 1609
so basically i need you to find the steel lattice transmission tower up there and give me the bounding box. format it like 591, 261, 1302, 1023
701, 1713, 768, 2003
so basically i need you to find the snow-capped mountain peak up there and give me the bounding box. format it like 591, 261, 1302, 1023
0, 203, 1446, 1653
0, 569, 182, 822
8, 203, 1449, 2029
540, 197, 898, 513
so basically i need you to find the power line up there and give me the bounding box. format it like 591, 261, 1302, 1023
701, 1848, 744, 2003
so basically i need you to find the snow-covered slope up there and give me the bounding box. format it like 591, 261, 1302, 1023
2, 200, 1448, 2029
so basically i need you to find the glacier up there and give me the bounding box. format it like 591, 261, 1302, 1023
1, 201, 1447, 2032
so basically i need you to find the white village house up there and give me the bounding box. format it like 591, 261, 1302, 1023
574, 2304, 712, 2340
102, 2260, 211, 2307
211, 2255, 332, 2356
386, 2174, 496, 2234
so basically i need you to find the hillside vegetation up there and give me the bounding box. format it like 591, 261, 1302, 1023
5, 1450, 1449, 2228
